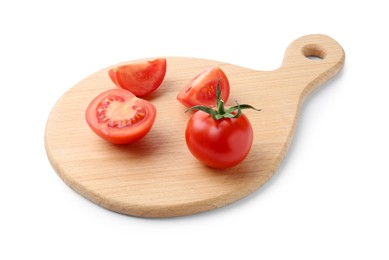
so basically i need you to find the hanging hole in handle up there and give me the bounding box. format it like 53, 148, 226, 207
302, 44, 327, 61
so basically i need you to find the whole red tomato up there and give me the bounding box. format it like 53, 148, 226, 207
185, 82, 260, 168
186, 110, 253, 168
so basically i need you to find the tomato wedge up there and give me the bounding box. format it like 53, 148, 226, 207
85, 89, 156, 144
177, 65, 230, 107
108, 58, 167, 97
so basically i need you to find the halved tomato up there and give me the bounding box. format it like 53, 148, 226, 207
108, 58, 167, 97
177, 65, 230, 107
85, 89, 156, 144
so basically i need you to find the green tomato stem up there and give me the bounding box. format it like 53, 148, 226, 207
185, 80, 260, 120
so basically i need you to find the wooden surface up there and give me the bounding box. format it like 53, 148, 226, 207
44, 34, 345, 218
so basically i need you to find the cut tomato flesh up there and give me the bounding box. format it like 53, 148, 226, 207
85, 89, 156, 144
177, 65, 230, 107
109, 59, 166, 97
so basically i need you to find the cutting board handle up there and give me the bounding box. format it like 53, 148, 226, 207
280, 34, 345, 97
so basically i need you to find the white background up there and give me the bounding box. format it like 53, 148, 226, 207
1, 0, 388, 259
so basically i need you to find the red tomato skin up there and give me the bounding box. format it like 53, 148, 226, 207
185, 111, 253, 169
108, 68, 119, 86
85, 89, 156, 144
109, 58, 166, 97
177, 65, 230, 107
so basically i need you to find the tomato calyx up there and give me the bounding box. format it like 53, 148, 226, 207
186, 81, 260, 120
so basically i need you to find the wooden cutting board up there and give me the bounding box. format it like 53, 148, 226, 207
45, 34, 345, 218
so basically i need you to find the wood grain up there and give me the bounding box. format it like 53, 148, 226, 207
44, 34, 345, 217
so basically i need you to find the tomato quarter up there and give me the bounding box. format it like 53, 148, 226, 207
177, 65, 230, 107
108, 58, 166, 97
85, 89, 156, 144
